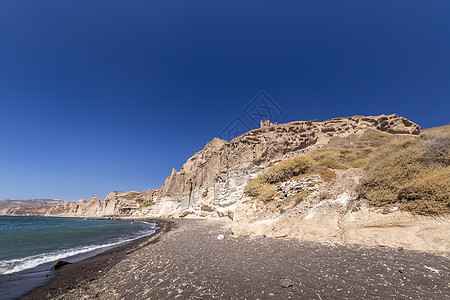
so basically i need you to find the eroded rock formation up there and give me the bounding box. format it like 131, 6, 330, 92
150, 114, 420, 217
231, 168, 450, 254
2, 114, 420, 218
16, 190, 160, 217
6, 114, 447, 254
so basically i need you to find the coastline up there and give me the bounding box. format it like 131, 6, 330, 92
19, 217, 450, 299
1, 217, 171, 300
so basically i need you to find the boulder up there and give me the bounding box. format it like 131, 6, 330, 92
52, 260, 72, 270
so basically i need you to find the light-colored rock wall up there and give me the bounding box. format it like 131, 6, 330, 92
230, 167, 449, 255
45, 190, 159, 217
231, 201, 450, 255
150, 114, 420, 217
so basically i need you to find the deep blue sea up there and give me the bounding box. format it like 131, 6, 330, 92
0, 215, 157, 299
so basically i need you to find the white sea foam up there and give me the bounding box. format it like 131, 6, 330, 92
0, 227, 157, 275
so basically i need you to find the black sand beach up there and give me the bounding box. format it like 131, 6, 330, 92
21, 218, 449, 299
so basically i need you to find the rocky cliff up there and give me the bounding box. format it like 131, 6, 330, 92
0, 199, 64, 215
1, 190, 159, 217
49, 190, 160, 217
229, 123, 449, 255
150, 114, 420, 217
5, 113, 447, 254
231, 168, 450, 254
1, 114, 420, 219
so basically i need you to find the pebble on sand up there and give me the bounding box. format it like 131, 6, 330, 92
280, 279, 293, 288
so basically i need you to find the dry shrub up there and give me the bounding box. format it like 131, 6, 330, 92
359, 126, 450, 215
136, 198, 155, 210
419, 127, 450, 166
244, 156, 311, 202
329, 129, 396, 149
257, 156, 311, 184
244, 180, 263, 197
350, 158, 367, 168
259, 185, 276, 203
398, 167, 450, 214
244, 181, 276, 202
309, 148, 372, 169
319, 168, 336, 181
362, 189, 398, 206
359, 129, 392, 141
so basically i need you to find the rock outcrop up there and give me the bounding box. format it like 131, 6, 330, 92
36, 190, 159, 217
230, 168, 450, 255
5, 114, 447, 255
0, 199, 64, 215
1, 114, 421, 219
150, 114, 420, 217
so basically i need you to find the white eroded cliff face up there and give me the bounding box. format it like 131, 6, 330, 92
230, 168, 450, 255
149, 114, 420, 217
43, 190, 159, 217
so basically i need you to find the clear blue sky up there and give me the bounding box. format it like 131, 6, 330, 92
1, 1, 449, 201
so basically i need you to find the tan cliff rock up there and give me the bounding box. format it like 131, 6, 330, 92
0, 199, 64, 215
42, 190, 160, 217
149, 113, 448, 254
231, 168, 450, 255
150, 114, 420, 217
2, 114, 420, 219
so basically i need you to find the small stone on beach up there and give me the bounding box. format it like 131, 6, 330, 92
280, 279, 293, 288
424, 265, 440, 273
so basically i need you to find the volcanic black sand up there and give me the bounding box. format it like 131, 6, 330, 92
21, 218, 449, 299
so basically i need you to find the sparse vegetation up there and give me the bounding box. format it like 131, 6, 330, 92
244, 156, 311, 202
245, 126, 450, 215
358, 126, 450, 215
244, 142, 373, 201
309, 148, 372, 169
359, 129, 392, 142
319, 168, 336, 181
244, 181, 276, 202
257, 156, 311, 184
136, 198, 155, 209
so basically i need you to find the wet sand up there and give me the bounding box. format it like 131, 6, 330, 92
22, 218, 449, 299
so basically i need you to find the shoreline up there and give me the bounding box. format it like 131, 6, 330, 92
18, 218, 450, 299
8, 218, 173, 300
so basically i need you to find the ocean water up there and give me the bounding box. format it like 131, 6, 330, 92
0, 216, 157, 275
